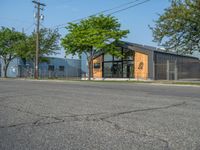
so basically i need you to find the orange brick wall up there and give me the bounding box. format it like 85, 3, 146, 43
134, 52, 148, 80
93, 56, 102, 78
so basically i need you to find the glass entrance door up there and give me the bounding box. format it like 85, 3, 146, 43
112, 62, 122, 78
103, 50, 135, 78
104, 62, 122, 78
123, 61, 134, 78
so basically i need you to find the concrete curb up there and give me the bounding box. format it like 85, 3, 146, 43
0, 78, 200, 87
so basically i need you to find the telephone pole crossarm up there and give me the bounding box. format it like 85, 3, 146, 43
32, 1, 46, 7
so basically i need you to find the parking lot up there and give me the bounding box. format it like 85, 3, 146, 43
0, 79, 200, 150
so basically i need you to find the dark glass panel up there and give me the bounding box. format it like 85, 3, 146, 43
104, 62, 112, 78
104, 54, 113, 61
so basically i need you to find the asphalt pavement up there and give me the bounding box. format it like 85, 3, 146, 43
0, 79, 200, 150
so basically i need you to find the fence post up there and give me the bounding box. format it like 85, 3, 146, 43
174, 60, 178, 80
167, 60, 170, 80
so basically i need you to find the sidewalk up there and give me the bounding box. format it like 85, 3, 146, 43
1, 77, 200, 86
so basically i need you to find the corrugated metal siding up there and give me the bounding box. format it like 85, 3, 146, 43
154, 52, 200, 80
0, 57, 81, 78
39, 58, 81, 78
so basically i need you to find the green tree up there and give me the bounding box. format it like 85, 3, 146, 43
61, 15, 129, 80
0, 27, 60, 78
0, 27, 26, 77
19, 28, 61, 63
151, 0, 200, 54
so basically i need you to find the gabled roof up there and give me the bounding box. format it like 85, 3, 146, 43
92, 41, 199, 60
121, 41, 199, 60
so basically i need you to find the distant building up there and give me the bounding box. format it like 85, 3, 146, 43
0, 57, 81, 78
81, 41, 200, 80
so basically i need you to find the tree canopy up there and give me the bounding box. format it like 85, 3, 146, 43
19, 28, 61, 62
61, 14, 129, 79
0, 27, 60, 77
0, 27, 26, 77
151, 0, 200, 54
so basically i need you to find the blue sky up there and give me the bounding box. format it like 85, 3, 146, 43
0, 0, 170, 58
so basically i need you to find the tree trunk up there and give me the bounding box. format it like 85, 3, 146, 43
88, 58, 93, 80
91, 58, 93, 79
3, 63, 9, 78
88, 60, 91, 80
2, 56, 14, 78
88, 49, 94, 80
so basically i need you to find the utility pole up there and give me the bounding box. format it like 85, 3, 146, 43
32, 0, 46, 79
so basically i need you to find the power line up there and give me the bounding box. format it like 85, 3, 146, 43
69, 0, 142, 22
51, 0, 142, 29
91, 0, 145, 16
109, 0, 150, 15
24, 23, 35, 32
51, 0, 151, 29
41, 24, 45, 28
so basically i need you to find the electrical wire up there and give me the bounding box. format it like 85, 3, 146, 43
51, 0, 151, 29
109, 0, 150, 15
24, 23, 35, 32
51, 0, 143, 29
69, 0, 143, 23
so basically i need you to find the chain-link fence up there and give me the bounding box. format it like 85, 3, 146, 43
155, 60, 200, 80
18, 65, 82, 80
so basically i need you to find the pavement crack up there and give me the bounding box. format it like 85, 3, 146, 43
33, 118, 65, 126
0, 104, 66, 128
102, 119, 170, 150
0, 116, 65, 129
0, 102, 186, 131
0, 104, 44, 118
0, 122, 33, 129
58, 112, 107, 119
100, 101, 186, 120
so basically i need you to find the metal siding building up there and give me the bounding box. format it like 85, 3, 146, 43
88, 42, 200, 80
154, 51, 200, 80
0, 58, 21, 78
124, 42, 200, 80
0, 57, 81, 78
38, 57, 81, 78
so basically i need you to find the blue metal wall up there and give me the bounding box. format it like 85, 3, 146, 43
0, 57, 81, 78
0, 58, 20, 78
39, 57, 81, 78
81, 53, 88, 77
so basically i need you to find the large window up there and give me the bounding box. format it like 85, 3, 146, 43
94, 63, 100, 69
103, 62, 112, 78
123, 61, 134, 78
59, 66, 64, 71
48, 65, 54, 71
104, 54, 113, 61
103, 48, 135, 78
124, 49, 134, 60
112, 62, 122, 78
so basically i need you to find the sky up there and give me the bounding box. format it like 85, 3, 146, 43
0, 0, 171, 58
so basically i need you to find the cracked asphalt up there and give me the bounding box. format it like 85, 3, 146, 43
0, 79, 200, 150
